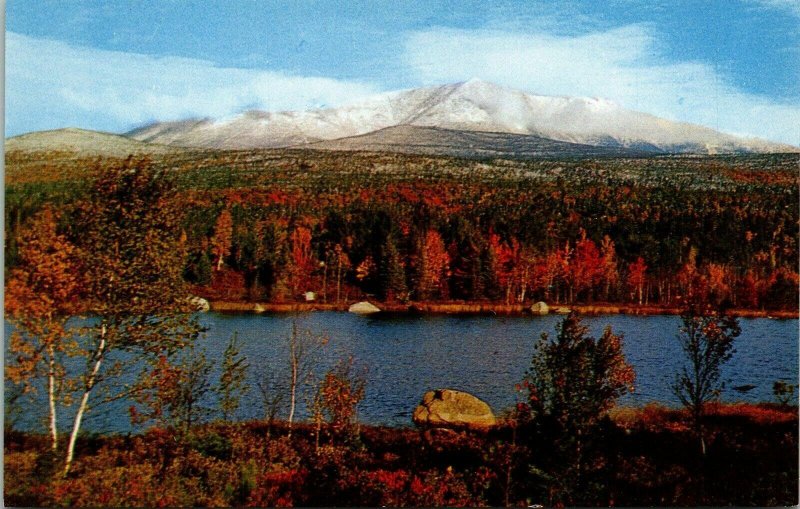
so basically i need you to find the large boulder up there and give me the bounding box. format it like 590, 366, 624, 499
348, 301, 381, 315
412, 389, 496, 430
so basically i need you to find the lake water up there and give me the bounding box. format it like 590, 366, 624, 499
5, 312, 798, 433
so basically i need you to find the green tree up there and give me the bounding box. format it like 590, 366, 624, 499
380, 234, 407, 302
672, 298, 740, 454
218, 332, 249, 421
772, 380, 797, 406
522, 313, 635, 505
184, 250, 213, 286
63, 158, 201, 475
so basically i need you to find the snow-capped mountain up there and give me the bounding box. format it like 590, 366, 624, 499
128, 79, 797, 154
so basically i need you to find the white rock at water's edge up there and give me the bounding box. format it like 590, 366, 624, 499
348, 301, 382, 315
189, 296, 210, 312
530, 301, 549, 315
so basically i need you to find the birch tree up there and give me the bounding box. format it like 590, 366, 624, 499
211, 209, 233, 271
218, 332, 249, 421
5, 206, 82, 453
63, 158, 200, 475
286, 320, 327, 437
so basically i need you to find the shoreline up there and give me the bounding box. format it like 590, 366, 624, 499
207, 300, 799, 319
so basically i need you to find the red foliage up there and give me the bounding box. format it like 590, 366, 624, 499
205, 268, 248, 301
569, 233, 604, 300
627, 257, 648, 305
705, 402, 798, 425
247, 469, 307, 507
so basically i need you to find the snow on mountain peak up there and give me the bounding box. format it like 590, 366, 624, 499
127, 81, 798, 153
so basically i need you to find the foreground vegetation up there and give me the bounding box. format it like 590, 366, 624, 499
5, 402, 797, 507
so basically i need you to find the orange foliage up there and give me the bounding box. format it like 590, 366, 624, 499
569, 232, 604, 300
416, 229, 450, 300
211, 209, 233, 271
705, 402, 798, 425
627, 257, 647, 305
288, 225, 316, 295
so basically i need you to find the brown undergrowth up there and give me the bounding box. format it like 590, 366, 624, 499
5, 403, 797, 507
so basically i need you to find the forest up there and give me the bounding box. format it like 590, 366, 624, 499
6, 149, 799, 311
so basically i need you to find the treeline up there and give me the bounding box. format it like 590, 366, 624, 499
181, 181, 797, 309
5, 151, 799, 309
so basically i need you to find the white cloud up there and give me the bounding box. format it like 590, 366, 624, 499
6, 32, 380, 135
402, 25, 800, 146
7, 27, 800, 146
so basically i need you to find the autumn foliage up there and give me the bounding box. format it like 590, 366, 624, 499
5, 401, 797, 507
6, 150, 797, 310
3, 142, 798, 506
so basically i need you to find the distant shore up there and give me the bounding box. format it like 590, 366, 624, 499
207, 300, 799, 319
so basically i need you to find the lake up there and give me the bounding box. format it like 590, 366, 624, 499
5, 312, 798, 433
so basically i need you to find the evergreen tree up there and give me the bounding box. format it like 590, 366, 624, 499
521, 313, 635, 504
380, 235, 407, 302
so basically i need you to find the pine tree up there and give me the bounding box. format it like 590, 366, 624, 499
380, 235, 407, 302
522, 313, 635, 504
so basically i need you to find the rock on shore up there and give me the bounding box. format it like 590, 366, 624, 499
348, 301, 382, 315
412, 389, 496, 430
530, 301, 549, 315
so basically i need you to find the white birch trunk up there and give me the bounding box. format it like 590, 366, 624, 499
48, 344, 58, 451
63, 323, 106, 476
287, 323, 298, 437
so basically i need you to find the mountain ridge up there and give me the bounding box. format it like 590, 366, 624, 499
126, 79, 799, 155
305, 125, 651, 159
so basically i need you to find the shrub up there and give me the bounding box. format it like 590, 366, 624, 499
520, 312, 635, 505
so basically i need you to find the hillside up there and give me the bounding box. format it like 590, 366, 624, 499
306, 125, 649, 159
6, 128, 183, 158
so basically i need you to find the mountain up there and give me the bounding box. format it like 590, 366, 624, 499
308, 125, 647, 159
129, 79, 797, 155
6, 127, 183, 158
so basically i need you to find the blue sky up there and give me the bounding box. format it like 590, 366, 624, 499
6, 0, 800, 144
